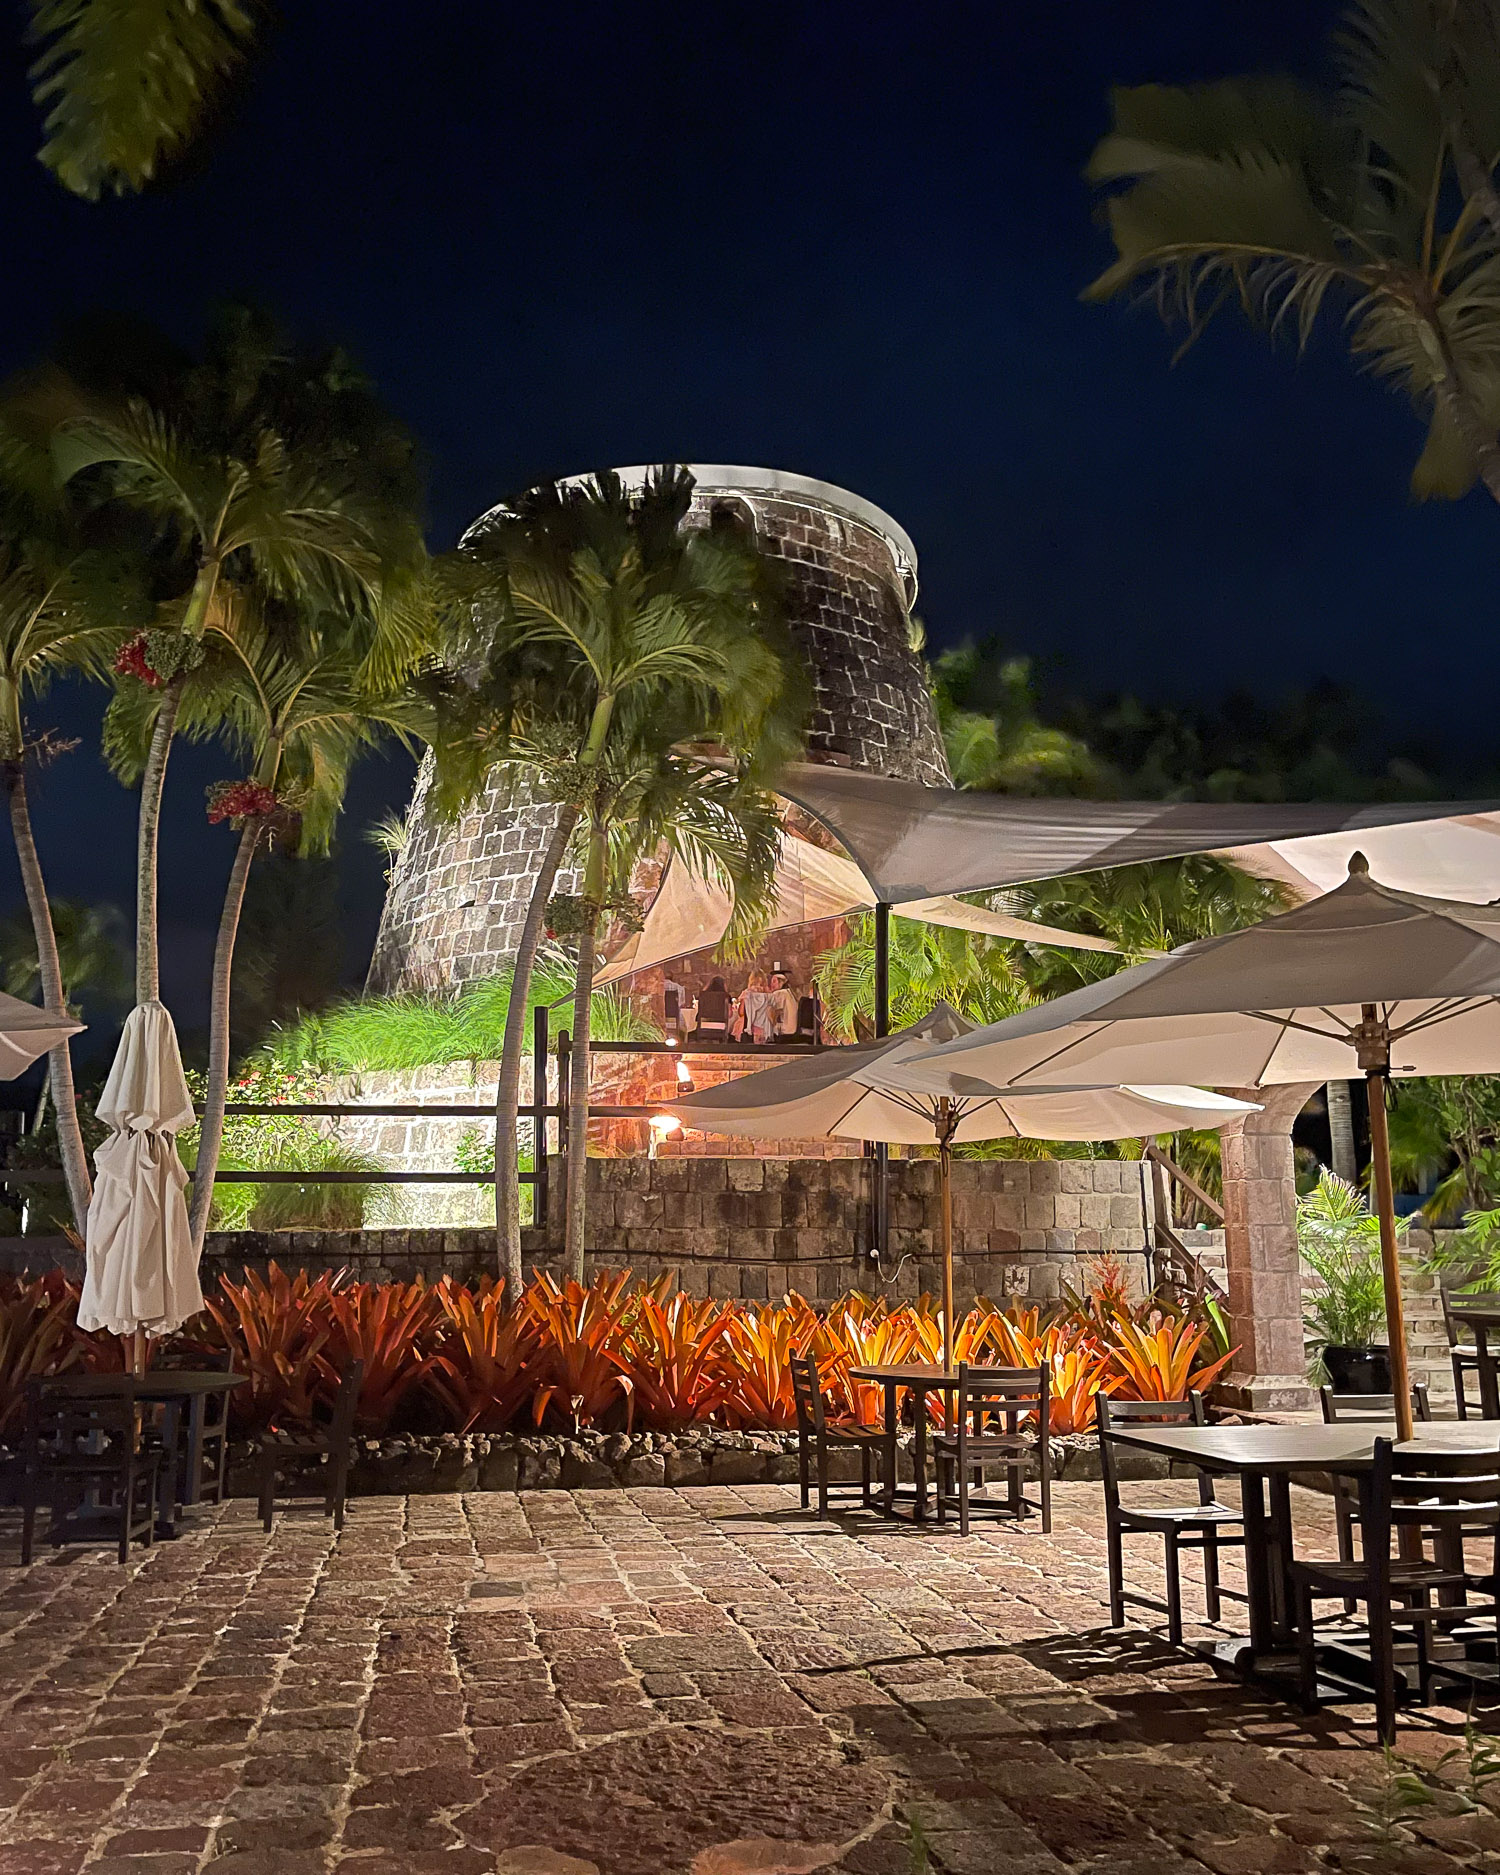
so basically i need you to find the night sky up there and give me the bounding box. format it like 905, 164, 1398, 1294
2, 0, 1496, 1042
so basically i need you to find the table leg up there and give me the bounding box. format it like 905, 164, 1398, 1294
1267, 1473, 1295, 1646
155, 1401, 183, 1537
1478, 1330, 1500, 1421
882, 1381, 899, 1513
1238, 1470, 1278, 1658
182, 1396, 208, 1508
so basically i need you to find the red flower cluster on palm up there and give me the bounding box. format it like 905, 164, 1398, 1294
113, 635, 162, 688
206, 780, 279, 825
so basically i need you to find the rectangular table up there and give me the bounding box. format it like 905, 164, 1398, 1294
848, 1365, 960, 1521
38, 1370, 245, 1535
1107, 1419, 1500, 1684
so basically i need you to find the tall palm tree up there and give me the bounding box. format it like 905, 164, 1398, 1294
145, 620, 428, 1249
0, 512, 131, 1229
432, 469, 804, 1288
53, 327, 421, 1007
26, 0, 263, 199
1086, 0, 1500, 505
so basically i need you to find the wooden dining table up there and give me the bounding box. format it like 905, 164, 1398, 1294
1448, 1301, 1500, 1418
39, 1370, 245, 1535
1106, 1417, 1500, 1693
848, 1364, 961, 1521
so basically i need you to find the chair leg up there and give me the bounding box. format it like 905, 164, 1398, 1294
1335, 1491, 1358, 1615
1203, 1534, 1221, 1624
258, 1449, 276, 1533
1163, 1530, 1183, 1645
816, 1439, 830, 1519
861, 1443, 872, 1508
1106, 1516, 1125, 1628
958, 1454, 970, 1539
1295, 1580, 1319, 1714
330, 1457, 349, 1532
1038, 1439, 1051, 1536
798, 1432, 810, 1510
1453, 1356, 1469, 1421
1369, 1600, 1398, 1746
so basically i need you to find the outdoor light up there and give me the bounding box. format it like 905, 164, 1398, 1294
647, 1113, 681, 1160
675, 1056, 695, 1091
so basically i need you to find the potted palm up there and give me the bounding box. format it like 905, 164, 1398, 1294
1298, 1170, 1403, 1392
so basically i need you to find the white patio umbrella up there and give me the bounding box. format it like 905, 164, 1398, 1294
78, 1001, 200, 1373
0, 988, 84, 1073
662, 1002, 1257, 1374
885, 855, 1500, 1439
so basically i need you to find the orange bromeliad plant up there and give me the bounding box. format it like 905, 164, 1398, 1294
320, 1278, 443, 1433
623, 1291, 738, 1431
426, 1278, 542, 1432
1105, 1310, 1237, 1401
718, 1293, 822, 1428
523, 1269, 637, 1430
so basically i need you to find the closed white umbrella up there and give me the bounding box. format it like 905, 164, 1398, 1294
664, 1003, 1257, 1374
887, 856, 1500, 1438
78, 1001, 200, 1371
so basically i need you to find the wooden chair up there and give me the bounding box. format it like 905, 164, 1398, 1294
257, 1359, 363, 1532
1441, 1288, 1496, 1419
194, 1350, 237, 1505
789, 1352, 890, 1517
934, 1364, 1052, 1536
19, 1381, 161, 1565
1320, 1385, 1432, 1591
1291, 1439, 1500, 1743
1096, 1391, 1245, 1646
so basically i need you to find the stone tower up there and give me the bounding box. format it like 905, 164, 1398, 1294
367, 466, 950, 994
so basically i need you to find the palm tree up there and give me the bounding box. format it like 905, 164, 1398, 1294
433, 469, 803, 1287
0, 509, 131, 1229
1086, 0, 1500, 505
52, 318, 423, 1008
159, 622, 428, 1249
26, 0, 263, 199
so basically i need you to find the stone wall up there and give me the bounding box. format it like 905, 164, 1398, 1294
201, 1154, 1150, 1307
366, 469, 950, 996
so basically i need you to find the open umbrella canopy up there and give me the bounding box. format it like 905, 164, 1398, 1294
883, 860, 1500, 1095
0, 989, 83, 1077
662, 1003, 1257, 1144
78, 1001, 200, 1345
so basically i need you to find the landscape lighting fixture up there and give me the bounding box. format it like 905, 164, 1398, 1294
675, 1057, 695, 1092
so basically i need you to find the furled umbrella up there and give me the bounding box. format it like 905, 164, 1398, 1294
662, 1002, 1257, 1376
78, 1001, 200, 1374
884, 855, 1500, 1439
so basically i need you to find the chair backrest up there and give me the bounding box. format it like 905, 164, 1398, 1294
795, 995, 818, 1039
1319, 1383, 1431, 1424
788, 1352, 824, 1433
24, 1379, 142, 1461
697, 986, 731, 1032
954, 1364, 1049, 1448
327, 1359, 365, 1448
1444, 1290, 1500, 1346
200, 1349, 236, 1434
1365, 1439, 1500, 1583
1094, 1391, 1209, 1507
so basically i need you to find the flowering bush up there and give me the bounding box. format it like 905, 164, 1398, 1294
1, 1265, 1238, 1446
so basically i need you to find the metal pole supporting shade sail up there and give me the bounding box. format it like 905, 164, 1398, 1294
887, 856, 1500, 1441
78, 1002, 201, 1365
661, 1003, 1257, 1373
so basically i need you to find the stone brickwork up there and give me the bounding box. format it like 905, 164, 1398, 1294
202, 1155, 1150, 1307
367, 468, 950, 995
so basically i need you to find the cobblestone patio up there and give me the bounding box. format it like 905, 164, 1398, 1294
2, 1482, 1498, 1875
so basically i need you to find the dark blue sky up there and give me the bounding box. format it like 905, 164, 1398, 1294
2, 0, 1495, 1031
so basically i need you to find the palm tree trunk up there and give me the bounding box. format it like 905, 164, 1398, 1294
189, 821, 259, 1250
494, 803, 577, 1296
563, 820, 606, 1282
4, 765, 90, 1233
1327, 1078, 1357, 1183
136, 675, 184, 1003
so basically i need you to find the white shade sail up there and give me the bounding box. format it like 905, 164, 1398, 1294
78, 1002, 201, 1339
663, 1003, 1257, 1146
774, 761, 1500, 905
885, 861, 1500, 1095
0, 990, 83, 1077
595, 835, 1117, 987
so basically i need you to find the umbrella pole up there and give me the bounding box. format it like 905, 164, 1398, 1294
1358, 1006, 1413, 1443
938, 1097, 956, 1433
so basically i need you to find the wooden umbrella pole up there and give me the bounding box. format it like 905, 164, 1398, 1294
938, 1097, 956, 1433
1358, 1005, 1413, 1443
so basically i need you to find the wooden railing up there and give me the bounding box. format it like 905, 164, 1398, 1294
1142, 1141, 1225, 1296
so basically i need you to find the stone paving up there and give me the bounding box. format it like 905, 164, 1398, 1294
2, 1482, 1499, 1875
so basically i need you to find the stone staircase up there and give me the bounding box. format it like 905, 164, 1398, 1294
1401, 1250, 1460, 1412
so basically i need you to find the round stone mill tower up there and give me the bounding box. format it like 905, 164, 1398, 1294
367, 466, 950, 994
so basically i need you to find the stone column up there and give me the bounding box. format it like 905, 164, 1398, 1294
1216, 1083, 1318, 1413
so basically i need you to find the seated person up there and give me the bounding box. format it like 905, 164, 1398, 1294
735, 971, 778, 1043
767, 968, 799, 1037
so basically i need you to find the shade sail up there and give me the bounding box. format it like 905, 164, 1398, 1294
774, 762, 1500, 905
663, 1003, 1257, 1145
78, 1002, 201, 1340
884, 862, 1500, 1093
595, 835, 1117, 986
0, 990, 83, 1077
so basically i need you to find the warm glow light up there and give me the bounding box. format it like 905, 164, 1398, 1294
675, 1056, 693, 1087
650, 1113, 681, 1134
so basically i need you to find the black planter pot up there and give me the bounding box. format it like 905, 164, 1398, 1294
1322, 1344, 1391, 1393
